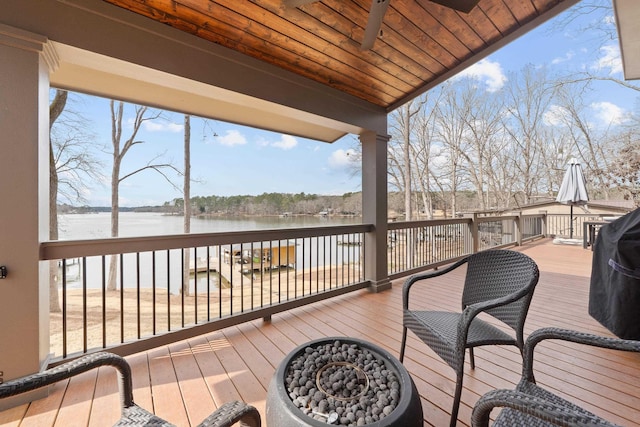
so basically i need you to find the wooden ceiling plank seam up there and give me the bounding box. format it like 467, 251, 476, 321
477, 0, 519, 35
456, 2, 502, 45
373, 7, 451, 72
134, 0, 404, 104
348, 0, 458, 68
294, 1, 433, 86
193, 24, 393, 106
415, 0, 486, 49
104, 0, 395, 105
394, 0, 474, 59
411, 0, 496, 58
250, 0, 423, 91
497, 0, 521, 27
508, 1, 539, 25
381, 0, 466, 68
208, 0, 413, 97
531, 0, 563, 15
321, 0, 446, 80
196, 17, 399, 105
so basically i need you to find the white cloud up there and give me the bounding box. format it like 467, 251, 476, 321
328, 149, 356, 169
217, 129, 248, 146
256, 134, 298, 150
551, 51, 575, 65
591, 101, 627, 125
271, 134, 298, 150
543, 104, 570, 126
143, 121, 183, 133
592, 44, 623, 75
454, 59, 507, 92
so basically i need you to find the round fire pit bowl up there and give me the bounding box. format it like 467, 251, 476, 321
266, 337, 422, 426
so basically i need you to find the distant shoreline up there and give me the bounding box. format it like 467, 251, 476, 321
58, 208, 362, 218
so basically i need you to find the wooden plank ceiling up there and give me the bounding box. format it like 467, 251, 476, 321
101, 0, 572, 111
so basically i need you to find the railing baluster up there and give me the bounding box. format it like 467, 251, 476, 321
152, 252, 156, 336
120, 253, 124, 343
102, 255, 106, 348
62, 259, 67, 358
82, 257, 87, 353
166, 249, 170, 332
136, 252, 141, 339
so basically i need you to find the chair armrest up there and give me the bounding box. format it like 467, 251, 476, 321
455, 285, 537, 351
0, 352, 134, 409
402, 256, 469, 309
522, 328, 640, 382
471, 389, 621, 427
196, 401, 261, 427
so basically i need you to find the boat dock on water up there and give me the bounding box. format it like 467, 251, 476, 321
189, 240, 297, 283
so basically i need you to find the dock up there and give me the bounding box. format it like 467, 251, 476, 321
188, 240, 297, 286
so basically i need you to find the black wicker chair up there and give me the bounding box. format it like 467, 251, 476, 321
0, 352, 261, 427
471, 327, 640, 427
400, 249, 540, 427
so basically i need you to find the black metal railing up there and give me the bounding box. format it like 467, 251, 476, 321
43, 214, 547, 362
43, 225, 370, 360
387, 218, 472, 278
388, 214, 545, 279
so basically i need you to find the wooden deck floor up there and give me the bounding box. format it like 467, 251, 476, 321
2, 239, 640, 426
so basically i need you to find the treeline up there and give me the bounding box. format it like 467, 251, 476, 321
167, 192, 363, 216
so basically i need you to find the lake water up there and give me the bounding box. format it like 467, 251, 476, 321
56, 212, 362, 292
58, 212, 360, 239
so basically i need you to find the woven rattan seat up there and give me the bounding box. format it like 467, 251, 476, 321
472, 327, 640, 426
0, 352, 260, 427
400, 249, 540, 427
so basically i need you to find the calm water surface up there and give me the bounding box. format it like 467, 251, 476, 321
56, 212, 362, 291
58, 212, 360, 239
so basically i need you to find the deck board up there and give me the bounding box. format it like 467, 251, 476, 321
3, 239, 640, 426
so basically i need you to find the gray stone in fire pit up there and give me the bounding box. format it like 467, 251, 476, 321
266, 337, 423, 427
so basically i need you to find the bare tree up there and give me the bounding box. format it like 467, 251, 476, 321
610, 127, 640, 205
432, 82, 470, 217
452, 80, 506, 210
183, 115, 191, 296
388, 99, 426, 220
502, 65, 555, 204
49, 90, 102, 311
49, 90, 66, 313
107, 101, 181, 291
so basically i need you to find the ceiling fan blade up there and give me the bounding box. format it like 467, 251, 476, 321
283, 0, 320, 8
361, 0, 391, 50
428, 0, 480, 13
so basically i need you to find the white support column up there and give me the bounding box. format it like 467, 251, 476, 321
361, 131, 391, 292
0, 25, 53, 409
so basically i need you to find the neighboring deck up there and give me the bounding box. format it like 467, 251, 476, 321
2, 239, 639, 426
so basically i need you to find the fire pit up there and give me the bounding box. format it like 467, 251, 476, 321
266, 337, 422, 426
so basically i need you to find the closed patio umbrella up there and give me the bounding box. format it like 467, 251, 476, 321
556, 157, 589, 238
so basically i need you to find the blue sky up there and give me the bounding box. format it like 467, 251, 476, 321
59, 0, 635, 207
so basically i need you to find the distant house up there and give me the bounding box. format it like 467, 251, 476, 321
469, 199, 635, 239
507, 199, 634, 217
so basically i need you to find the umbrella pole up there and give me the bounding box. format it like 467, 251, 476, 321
570, 205, 574, 238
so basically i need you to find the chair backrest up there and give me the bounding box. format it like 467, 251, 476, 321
462, 249, 539, 333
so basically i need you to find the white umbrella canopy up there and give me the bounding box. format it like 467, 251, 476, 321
556, 157, 589, 238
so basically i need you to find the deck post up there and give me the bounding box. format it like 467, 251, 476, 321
0, 25, 53, 409
361, 131, 391, 292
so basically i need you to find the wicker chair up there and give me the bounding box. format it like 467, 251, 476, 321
0, 352, 261, 427
400, 249, 540, 427
471, 327, 640, 427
